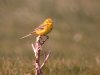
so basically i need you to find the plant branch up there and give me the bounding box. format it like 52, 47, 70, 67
32, 35, 50, 75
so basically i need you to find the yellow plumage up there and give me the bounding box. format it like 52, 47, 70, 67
20, 18, 53, 39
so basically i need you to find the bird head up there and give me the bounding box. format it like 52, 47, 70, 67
43, 18, 53, 25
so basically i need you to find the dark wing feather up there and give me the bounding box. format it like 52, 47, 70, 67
34, 24, 47, 31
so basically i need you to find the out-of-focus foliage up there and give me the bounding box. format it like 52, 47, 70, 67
0, 0, 100, 58
0, 0, 100, 75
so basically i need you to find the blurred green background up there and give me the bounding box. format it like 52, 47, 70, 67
0, 0, 100, 75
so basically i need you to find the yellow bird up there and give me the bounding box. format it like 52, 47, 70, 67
20, 18, 53, 39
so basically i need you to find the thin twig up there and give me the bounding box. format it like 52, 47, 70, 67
40, 51, 50, 69
32, 44, 36, 54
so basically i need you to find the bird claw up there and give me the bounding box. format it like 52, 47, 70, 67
39, 36, 49, 45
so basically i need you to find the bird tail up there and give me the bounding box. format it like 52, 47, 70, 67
20, 33, 32, 39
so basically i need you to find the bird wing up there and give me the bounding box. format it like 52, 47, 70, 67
34, 24, 47, 31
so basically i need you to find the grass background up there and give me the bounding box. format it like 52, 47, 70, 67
0, 0, 100, 75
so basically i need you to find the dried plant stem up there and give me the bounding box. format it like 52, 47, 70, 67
32, 35, 50, 75
40, 51, 50, 69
